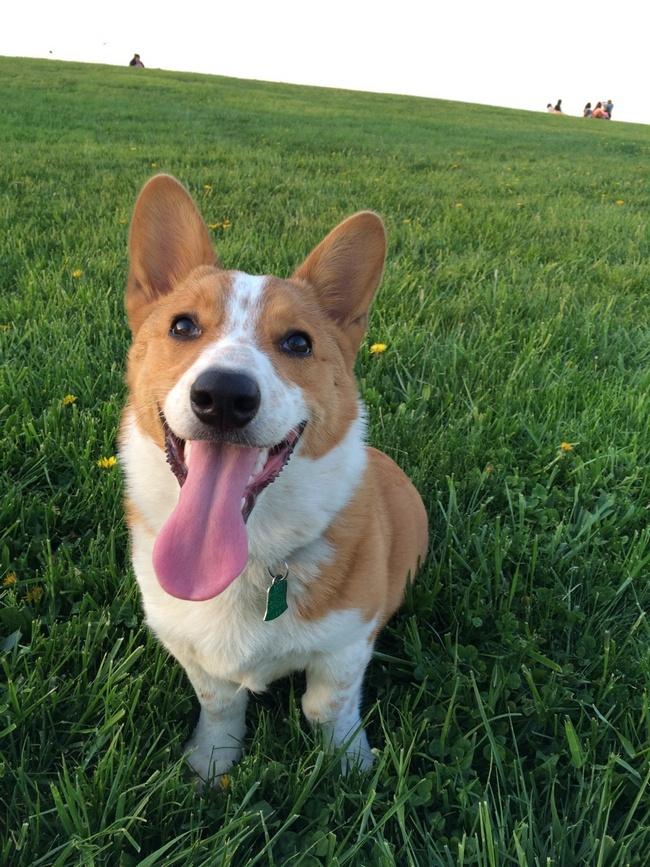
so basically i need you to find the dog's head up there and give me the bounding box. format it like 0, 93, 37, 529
125, 174, 385, 600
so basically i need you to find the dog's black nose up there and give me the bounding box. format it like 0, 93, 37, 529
190, 369, 261, 431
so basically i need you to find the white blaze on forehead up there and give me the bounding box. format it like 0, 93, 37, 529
163, 270, 309, 445
225, 271, 267, 340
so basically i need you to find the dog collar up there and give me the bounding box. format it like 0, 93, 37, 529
264, 562, 289, 622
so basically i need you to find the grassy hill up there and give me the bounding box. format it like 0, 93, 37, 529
1, 56, 649, 865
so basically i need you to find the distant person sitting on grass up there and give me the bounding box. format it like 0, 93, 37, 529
554, 99, 563, 113
129, 53, 144, 68
605, 99, 614, 118
583, 102, 592, 117
546, 103, 554, 113
592, 101, 609, 119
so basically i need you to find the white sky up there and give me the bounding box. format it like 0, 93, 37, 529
2, 0, 646, 125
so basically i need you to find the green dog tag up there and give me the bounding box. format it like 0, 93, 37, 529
264, 567, 289, 622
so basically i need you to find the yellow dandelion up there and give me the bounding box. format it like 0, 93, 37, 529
25, 586, 43, 604
455, 202, 464, 209
71, 269, 83, 279
118, 218, 128, 225
208, 222, 221, 230
3, 572, 17, 587
402, 218, 412, 224
219, 774, 231, 791
203, 184, 213, 192
559, 441, 574, 453
150, 162, 158, 168
615, 200, 624, 205
0, 323, 11, 332
97, 456, 118, 469
484, 463, 495, 476
222, 219, 232, 229
451, 162, 460, 169
370, 343, 387, 355
62, 394, 77, 406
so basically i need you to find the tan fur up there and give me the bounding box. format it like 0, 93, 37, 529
296, 448, 428, 623
127, 175, 217, 335
254, 277, 360, 460
124, 497, 147, 532
292, 212, 387, 362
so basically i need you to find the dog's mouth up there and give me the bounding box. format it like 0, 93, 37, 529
152, 414, 306, 602
161, 414, 306, 519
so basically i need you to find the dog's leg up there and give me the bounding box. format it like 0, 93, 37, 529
181, 660, 248, 784
302, 642, 374, 773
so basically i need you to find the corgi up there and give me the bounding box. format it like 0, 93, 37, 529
120, 174, 428, 783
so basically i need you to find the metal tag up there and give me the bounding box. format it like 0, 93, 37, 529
264, 565, 289, 622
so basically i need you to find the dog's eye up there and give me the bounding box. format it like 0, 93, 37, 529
170, 316, 201, 339
280, 331, 312, 356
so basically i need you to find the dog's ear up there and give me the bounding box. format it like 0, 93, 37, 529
292, 211, 386, 357
126, 174, 218, 333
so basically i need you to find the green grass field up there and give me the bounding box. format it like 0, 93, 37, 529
1, 56, 650, 865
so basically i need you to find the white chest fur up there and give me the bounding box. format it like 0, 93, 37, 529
120, 409, 372, 692
130, 518, 374, 692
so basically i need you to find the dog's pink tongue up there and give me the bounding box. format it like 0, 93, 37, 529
153, 440, 259, 601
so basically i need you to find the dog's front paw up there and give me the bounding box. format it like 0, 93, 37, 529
340, 729, 375, 775
185, 732, 242, 785
184, 713, 244, 787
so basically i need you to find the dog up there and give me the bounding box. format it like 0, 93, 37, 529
120, 174, 428, 783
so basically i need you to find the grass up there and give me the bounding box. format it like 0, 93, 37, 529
1, 56, 650, 865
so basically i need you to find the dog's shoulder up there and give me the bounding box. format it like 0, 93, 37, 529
295, 445, 427, 626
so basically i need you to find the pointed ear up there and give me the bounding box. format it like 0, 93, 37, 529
292, 211, 386, 356
126, 174, 219, 333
